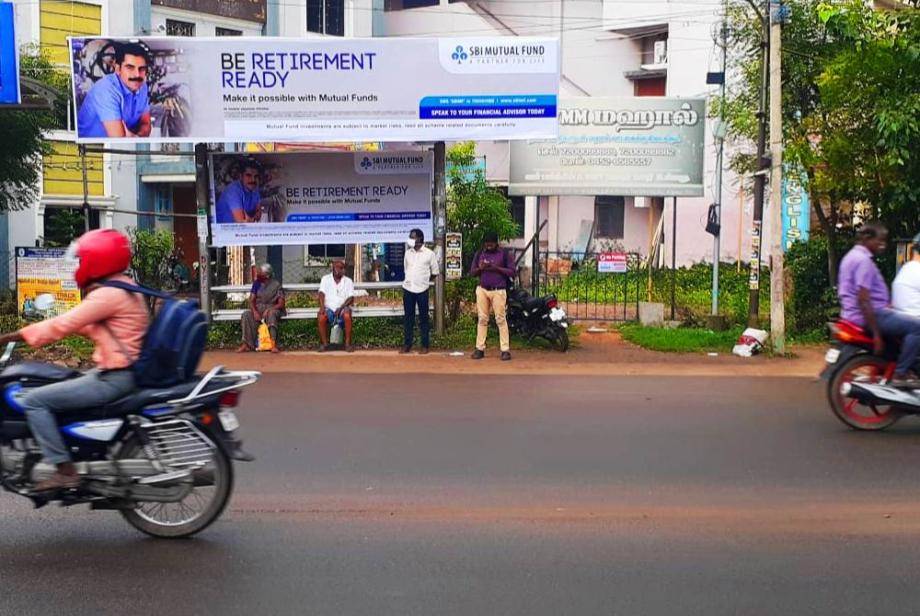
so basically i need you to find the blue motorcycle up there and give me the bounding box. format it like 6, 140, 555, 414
0, 342, 259, 538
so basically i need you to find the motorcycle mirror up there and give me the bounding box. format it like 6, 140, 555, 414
0, 342, 15, 364
34, 294, 55, 311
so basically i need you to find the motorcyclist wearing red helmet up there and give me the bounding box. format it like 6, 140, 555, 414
0, 229, 148, 492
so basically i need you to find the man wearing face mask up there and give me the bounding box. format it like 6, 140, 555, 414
401, 228, 439, 354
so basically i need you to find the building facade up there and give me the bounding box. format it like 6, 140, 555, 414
5, 0, 743, 288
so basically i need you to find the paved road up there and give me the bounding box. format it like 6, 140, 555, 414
3, 373, 920, 615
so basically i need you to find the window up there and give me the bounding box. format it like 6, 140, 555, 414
308, 0, 345, 36
509, 196, 526, 239
216, 27, 242, 36
43, 207, 100, 247
308, 244, 347, 259
165, 19, 195, 37
594, 196, 625, 239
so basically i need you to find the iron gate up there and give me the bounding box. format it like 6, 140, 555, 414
514, 250, 642, 322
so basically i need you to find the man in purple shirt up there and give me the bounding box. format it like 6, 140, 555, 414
838, 222, 920, 386
469, 232, 515, 361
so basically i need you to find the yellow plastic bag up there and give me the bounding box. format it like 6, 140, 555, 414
257, 321, 273, 351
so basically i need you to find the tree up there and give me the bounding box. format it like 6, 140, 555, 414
0, 46, 70, 212
817, 2, 920, 238
445, 142, 518, 321
446, 141, 519, 267
718, 0, 919, 284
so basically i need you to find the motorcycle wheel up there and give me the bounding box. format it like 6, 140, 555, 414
545, 326, 569, 352
117, 433, 234, 538
827, 354, 901, 431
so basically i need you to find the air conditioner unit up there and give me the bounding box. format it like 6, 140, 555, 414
653, 40, 668, 65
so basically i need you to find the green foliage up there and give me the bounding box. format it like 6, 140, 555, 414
719, 0, 920, 277
128, 228, 181, 292
207, 312, 558, 351
618, 324, 744, 354
785, 235, 844, 334
446, 141, 519, 265
0, 46, 70, 212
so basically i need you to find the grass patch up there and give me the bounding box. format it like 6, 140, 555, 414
208, 312, 578, 352
618, 323, 743, 353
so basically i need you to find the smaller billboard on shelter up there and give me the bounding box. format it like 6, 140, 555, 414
209, 151, 434, 247
0, 2, 21, 105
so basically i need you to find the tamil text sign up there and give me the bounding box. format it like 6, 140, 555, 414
510, 97, 705, 197
15, 247, 80, 320
69, 37, 559, 143
209, 151, 433, 247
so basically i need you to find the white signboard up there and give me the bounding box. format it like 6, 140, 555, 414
68, 37, 560, 143
209, 151, 434, 247
510, 97, 705, 197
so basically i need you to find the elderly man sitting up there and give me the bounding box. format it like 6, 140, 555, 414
238, 263, 285, 353
318, 260, 355, 352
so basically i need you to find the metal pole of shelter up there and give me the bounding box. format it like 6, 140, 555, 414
194, 143, 211, 320
712, 19, 728, 316
671, 197, 677, 321
79, 144, 90, 233
532, 197, 540, 296
433, 141, 446, 336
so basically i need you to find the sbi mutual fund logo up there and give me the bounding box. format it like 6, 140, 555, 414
465, 44, 546, 66
451, 46, 469, 64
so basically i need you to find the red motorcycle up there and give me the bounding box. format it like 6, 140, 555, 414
821, 319, 918, 431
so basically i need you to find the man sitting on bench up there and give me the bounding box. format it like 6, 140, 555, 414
318, 260, 355, 352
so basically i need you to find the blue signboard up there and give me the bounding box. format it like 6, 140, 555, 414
781, 164, 810, 251
0, 2, 19, 105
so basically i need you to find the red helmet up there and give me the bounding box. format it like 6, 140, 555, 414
67, 229, 132, 288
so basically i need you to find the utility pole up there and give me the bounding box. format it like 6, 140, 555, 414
194, 143, 211, 318
768, 0, 786, 352
79, 144, 90, 233
433, 141, 447, 336
711, 19, 728, 316
746, 0, 770, 326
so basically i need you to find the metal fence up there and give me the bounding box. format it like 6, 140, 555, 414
513, 250, 642, 323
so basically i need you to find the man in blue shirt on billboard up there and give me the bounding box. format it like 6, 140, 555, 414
77, 42, 151, 138
215, 159, 263, 223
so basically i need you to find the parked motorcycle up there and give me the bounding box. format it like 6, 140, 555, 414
507, 287, 570, 352
0, 342, 259, 538
821, 319, 915, 430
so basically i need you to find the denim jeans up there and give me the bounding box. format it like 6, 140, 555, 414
876, 308, 920, 375
403, 289, 430, 349
17, 369, 135, 465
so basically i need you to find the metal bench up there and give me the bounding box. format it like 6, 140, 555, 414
209, 281, 411, 322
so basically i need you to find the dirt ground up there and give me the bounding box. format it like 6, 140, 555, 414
202, 328, 826, 378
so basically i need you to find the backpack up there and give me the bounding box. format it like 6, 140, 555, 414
101, 280, 209, 387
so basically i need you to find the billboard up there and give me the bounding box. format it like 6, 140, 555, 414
15, 247, 80, 320
68, 36, 560, 143
781, 164, 810, 251
0, 2, 20, 105
209, 151, 433, 247
509, 97, 705, 197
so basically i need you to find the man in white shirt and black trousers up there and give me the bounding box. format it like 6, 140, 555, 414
401, 228, 439, 354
